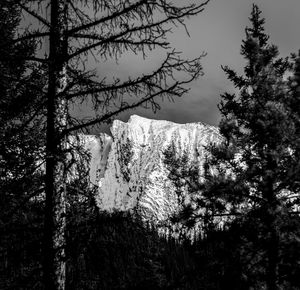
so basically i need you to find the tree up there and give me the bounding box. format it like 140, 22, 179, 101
0, 1, 46, 288
8, 0, 210, 289
0, 0, 44, 196
164, 5, 300, 289
202, 5, 300, 289
0, 1, 43, 233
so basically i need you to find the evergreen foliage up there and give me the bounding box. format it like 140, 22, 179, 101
205, 6, 300, 288
0, 2, 45, 288
0, 0, 45, 198
163, 5, 300, 289
64, 210, 247, 290
2, 199, 250, 290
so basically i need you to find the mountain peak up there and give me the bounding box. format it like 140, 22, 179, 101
127, 114, 209, 127
128, 114, 173, 126
93, 115, 222, 222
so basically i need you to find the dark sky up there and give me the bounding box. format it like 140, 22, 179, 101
74, 0, 300, 133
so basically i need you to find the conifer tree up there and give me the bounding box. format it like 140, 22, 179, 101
0, 1, 45, 226
0, 1, 46, 288
164, 5, 300, 289
200, 5, 300, 289
0, 0, 44, 192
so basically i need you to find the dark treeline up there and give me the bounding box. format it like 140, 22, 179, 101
3, 189, 300, 290
3, 199, 289, 290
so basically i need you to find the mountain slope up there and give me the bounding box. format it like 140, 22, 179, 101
92, 115, 222, 222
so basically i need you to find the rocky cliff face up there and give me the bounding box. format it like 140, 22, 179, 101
87, 115, 222, 223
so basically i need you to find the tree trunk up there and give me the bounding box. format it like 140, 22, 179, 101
266, 224, 279, 290
43, 1, 68, 289
265, 175, 279, 290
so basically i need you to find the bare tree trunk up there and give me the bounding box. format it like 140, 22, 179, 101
44, 1, 68, 289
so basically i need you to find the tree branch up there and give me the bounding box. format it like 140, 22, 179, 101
19, 2, 50, 28
66, 0, 210, 60
66, 0, 148, 36
11, 32, 49, 46
63, 81, 184, 135
64, 54, 171, 99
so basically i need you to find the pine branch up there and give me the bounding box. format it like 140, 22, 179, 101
0, 31, 49, 49
19, 2, 50, 27
63, 81, 183, 134
66, 0, 148, 36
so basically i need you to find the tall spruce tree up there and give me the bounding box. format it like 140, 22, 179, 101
6, 1, 210, 289
164, 5, 300, 289
0, 1, 46, 288
202, 5, 300, 289
0, 2, 44, 227
0, 0, 44, 192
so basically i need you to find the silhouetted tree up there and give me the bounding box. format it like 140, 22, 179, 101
202, 5, 300, 289
0, 0, 44, 197
164, 5, 300, 289
7, 0, 210, 288
0, 1, 46, 288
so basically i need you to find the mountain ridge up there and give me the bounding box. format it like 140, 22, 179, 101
87, 115, 222, 223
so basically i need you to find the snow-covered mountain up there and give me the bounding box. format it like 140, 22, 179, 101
86, 115, 222, 223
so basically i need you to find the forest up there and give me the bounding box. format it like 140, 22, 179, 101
1, 1, 300, 289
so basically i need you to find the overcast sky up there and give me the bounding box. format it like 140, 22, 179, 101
79, 0, 300, 133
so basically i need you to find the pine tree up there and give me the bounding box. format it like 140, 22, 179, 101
163, 5, 300, 289
0, 0, 45, 197
0, 1, 44, 226
200, 5, 300, 289
0, 1, 46, 288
